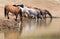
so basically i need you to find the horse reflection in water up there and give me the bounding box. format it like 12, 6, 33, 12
19, 17, 52, 31
37, 18, 52, 27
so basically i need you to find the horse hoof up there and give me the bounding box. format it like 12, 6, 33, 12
8, 17, 9, 19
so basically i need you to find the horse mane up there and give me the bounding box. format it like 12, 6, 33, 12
13, 5, 17, 7
13, 4, 24, 8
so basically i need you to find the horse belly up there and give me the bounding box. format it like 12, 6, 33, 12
29, 10, 37, 16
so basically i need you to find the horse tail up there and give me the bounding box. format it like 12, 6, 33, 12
4, 7, 7, 17
45, 10, 52, 18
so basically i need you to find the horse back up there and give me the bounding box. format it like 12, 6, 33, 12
5, 5, 20, 13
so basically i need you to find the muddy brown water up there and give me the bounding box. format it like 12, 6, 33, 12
0, 18, 60, 39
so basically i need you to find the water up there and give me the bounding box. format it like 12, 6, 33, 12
0, 0, 60, 39
0, 18, 60, 39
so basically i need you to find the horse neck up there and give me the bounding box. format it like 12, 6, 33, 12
24, 6, 30, 10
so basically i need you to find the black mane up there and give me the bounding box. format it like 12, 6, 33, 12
13, 4, 24, 8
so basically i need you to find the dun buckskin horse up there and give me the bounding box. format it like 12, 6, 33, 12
4, 4, 23, 21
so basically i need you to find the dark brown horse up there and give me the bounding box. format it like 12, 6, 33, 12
40, 9, 52, 19
4, 4, 23, 21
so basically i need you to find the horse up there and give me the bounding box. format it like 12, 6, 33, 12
40, 9, 52, 19
12, 4, 28, 17
4, 4, 23, 21
31, 7, 52, 19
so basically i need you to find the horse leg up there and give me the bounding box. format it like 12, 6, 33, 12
44, 11, 47, 19
15, 14, 18, 21
19, 10, 22, 22
36, 16, 38, 22
41, 14, 44, 19
43, 13, 46, 19
45, 13, 46, 18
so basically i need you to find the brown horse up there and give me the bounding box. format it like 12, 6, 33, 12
4, 4, 22, 21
